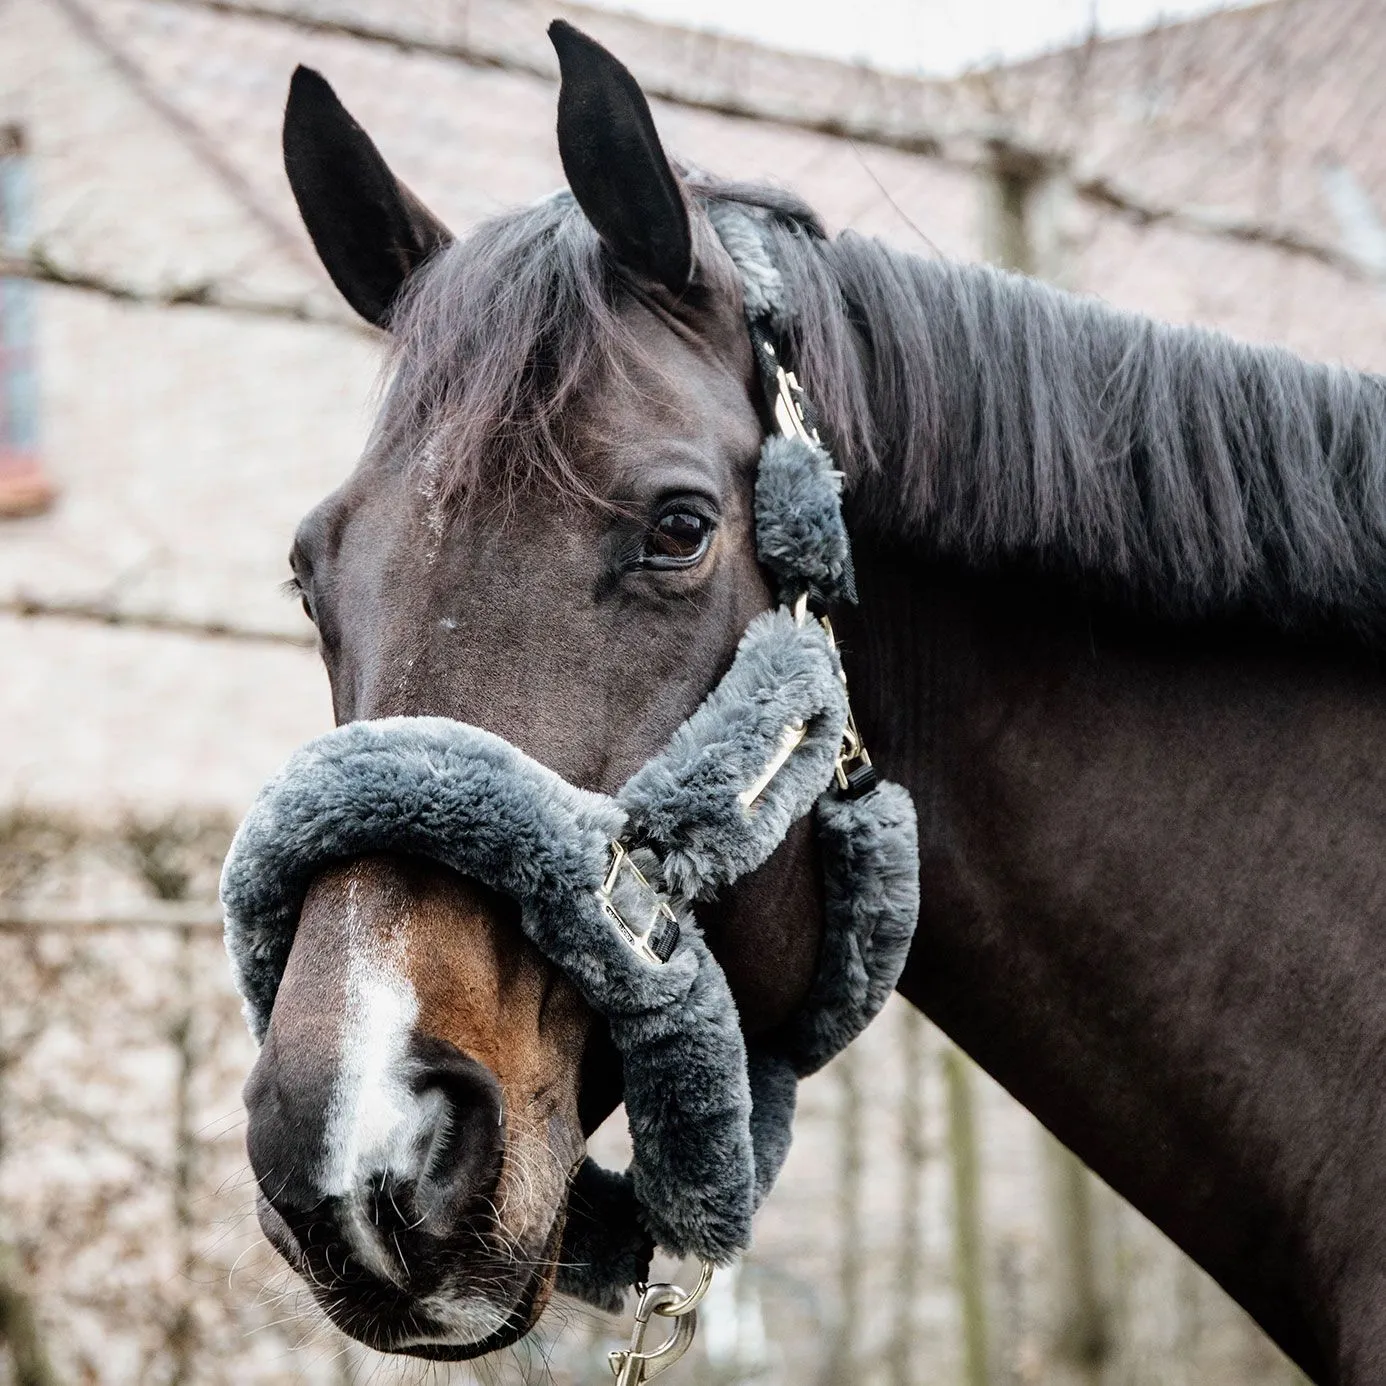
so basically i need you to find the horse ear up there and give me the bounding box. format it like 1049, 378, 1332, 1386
282, 66, 452, 328
548, 21, 692, 295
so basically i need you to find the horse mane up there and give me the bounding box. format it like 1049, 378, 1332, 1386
387, 174, 1386, 631
751, 210, 1386, 632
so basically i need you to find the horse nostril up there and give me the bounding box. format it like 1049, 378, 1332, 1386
245, 1018, 508, 1283
407, 1036, 506, 1238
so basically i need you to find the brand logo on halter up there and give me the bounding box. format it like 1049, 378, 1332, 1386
597, 842, 680, 965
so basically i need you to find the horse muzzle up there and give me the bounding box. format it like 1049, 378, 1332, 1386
252, 1184, 553, 1359
240, 856, 584, 1355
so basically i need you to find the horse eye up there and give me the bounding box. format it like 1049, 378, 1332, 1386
283, 574, 315, 624
642, 511, 712, 567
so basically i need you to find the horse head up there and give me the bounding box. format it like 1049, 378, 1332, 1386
241, 24, 828, 1358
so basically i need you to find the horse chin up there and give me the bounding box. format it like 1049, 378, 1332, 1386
255, 1192, 565, 1361
382, 1264, 552, 1361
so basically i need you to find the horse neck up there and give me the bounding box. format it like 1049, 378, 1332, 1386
836, 540, 1386, 1382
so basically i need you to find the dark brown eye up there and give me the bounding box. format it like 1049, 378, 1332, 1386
642, 510, 712, 567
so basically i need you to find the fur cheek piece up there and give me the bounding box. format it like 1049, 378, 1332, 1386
618, 606, 848, 899
755, 435, 854, 607
779, 783, 921, 1078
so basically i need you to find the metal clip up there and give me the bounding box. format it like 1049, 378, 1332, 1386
833, 704, 877, 798
609, 1262, 715, 1386
597, 842, 680, 965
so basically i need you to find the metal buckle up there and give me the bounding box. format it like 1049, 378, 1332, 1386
763, 342, 820, 447
816, 611, 879, 800
597, 843, 680, 965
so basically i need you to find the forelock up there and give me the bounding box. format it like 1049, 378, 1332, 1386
382, 191, 629, 515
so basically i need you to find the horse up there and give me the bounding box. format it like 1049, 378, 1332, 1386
240, 21, 1386, 1383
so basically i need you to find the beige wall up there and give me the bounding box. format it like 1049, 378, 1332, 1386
0, 0, 375, 816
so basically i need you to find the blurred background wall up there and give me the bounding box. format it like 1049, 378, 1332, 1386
1, 0, 1382, 1380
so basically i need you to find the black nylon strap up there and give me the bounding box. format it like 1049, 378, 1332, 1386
747, 315, 784, 428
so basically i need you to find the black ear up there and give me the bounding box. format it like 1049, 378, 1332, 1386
282, 66, 452, 327
548, 21, 692, 295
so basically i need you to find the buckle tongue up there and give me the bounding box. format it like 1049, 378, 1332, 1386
598, 842, 680, 965
739, 720, 808, 811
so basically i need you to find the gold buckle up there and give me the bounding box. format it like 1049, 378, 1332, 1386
763, 341, 820, 447
597, 843, 680, 966
816, 611, 876, 796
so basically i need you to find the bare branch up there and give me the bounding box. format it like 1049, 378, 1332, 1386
0, 249, 371, 331
0, 594, 317, 650
53, 0, 313, 269
1073, 171, 1367, 278
0, 903, 223, 933
161, 0, 557, 82
155, 0, 946, 151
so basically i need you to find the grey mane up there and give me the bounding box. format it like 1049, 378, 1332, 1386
387, 174, 1386, 633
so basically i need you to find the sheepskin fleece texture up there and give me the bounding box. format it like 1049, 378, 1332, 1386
779, 783, 921, 1077
619, 607, 847, 899
221, 717, 766, 1265
556, 1160, 654, 1311
745, 1050, 800, 1204
755, 435, 853, 607
706, 201, 787, 327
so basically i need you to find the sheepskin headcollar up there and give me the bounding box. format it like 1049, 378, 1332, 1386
220, 206, 921, 1311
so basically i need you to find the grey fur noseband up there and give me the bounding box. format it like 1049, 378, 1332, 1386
221, 208, 920, 1311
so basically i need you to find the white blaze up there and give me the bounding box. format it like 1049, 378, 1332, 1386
319, 955, 430, 1196
317, 879, 434, 1287
314, 874, 514, 1343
